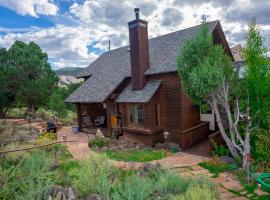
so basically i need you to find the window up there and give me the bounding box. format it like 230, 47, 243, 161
155, 103, 160, 127
129, 105, 144, 126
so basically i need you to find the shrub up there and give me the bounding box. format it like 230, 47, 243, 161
36, 108, 53, 120
211, 140, 229, 156
199, 156, 229, 175
0, 151, 54, 200
69, 152, 115, 198
88, 137, 109, 149
154, 171, 188, 198
61, 111, 77, 126
105, 149, 166, 162
171, 177, 219, 200
251, 129, 270, 170
36, 131, 57, 142
111, 175, 154, 200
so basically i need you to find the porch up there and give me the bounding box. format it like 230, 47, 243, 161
76, 102, 121, 137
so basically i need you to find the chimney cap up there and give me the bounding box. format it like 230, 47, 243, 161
134, 8, 140, 19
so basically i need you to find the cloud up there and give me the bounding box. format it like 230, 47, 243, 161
161, 8, 183, 27
225, 0, 270, 25
0, 0, 59, 17
173, 0, 235, 7
0, 0, 269, 70
0, 25, 99, 69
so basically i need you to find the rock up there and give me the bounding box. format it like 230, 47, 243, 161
96, 129, 105, 138
254, 188, 268, 196
47, 185, 66, 200
155, 143, 167, 149
67, 187, 75, 200
222, 180, 244, 192
220, 156, 236, 164
166, 143, 182, 152
85, 194, 106, 200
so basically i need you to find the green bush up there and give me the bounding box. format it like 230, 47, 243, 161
251, 129, 270, 170
211, 140, 229, 156
111, 175, 154, 200
69, 152, 115, 198
105, 149, 166, 162
154, 171, 188, 198
68, 152, 219, 199
88, 137, 109, 149
6, 108, 26, 118
171, 177, 219, 200
0, 151, 54, 200
36, 108, 54, 120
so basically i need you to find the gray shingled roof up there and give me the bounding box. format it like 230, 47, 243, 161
116, 80, 162, 103
66, 21, 219, 103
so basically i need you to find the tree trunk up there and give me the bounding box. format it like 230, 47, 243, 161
212, 97, 241, 160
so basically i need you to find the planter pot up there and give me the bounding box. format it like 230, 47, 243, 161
72, 126, 79, 134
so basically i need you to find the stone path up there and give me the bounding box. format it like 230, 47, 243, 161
57, 127, 269, 200
57, 126, 93, 160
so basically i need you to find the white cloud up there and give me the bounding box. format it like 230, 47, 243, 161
0, 25, 99, 69
0, 0, 59, 17
0, 0, 269, 70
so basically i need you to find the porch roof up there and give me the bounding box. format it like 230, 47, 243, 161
115, 80, 162, 103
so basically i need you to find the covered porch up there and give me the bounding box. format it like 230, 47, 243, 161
76, 102, 121, 137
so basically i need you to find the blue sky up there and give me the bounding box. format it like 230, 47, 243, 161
0, 0, 269, 70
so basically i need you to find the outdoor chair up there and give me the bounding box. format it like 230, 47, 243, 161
83, 115, 92, 128
94, 116, 106, 127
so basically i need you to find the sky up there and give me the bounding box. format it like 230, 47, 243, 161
0, 0, 269, 70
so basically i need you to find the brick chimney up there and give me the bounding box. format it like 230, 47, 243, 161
128, 8, 150, 90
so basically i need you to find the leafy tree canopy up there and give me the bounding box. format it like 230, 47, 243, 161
243, 18, 270, 129
0, 40, 58, 117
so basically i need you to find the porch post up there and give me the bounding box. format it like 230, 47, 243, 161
77, 103, 83, 129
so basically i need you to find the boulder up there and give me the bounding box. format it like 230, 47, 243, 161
155, 143, 167, 149
220, 156, 236, 164
96, 129, 105, 138
166, 142, 182, 152
85, 194, 106, 200
67, 187, 75, 200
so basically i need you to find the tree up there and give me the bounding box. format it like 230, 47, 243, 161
0, 48, 18, 117
57, 83, 82, 111
243, 18, 270, 129
49, 90, 67, 117
5, 41, 58, 116
177, 24, 252, 169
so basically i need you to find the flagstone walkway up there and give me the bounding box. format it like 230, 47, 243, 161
57, 127, 269, 200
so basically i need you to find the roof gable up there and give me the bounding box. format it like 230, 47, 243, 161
67, 20, 225, 103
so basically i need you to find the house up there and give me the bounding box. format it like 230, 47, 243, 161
66, 8, 234, 149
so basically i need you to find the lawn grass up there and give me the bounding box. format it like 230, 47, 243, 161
105, 149, 166, 162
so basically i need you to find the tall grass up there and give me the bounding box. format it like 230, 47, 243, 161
69, 152, 115, 198
69, 152, 220, 200
0, 151, 54, 200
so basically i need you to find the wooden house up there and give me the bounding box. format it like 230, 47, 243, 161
66, 8, 234, 149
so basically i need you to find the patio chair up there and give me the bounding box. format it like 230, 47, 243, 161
83, 115, 92, 128
94, 116, 106, 127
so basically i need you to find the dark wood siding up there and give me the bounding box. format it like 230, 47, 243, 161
147, 72, 203, 146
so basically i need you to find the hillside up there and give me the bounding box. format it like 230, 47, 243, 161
54, 67, 83, 76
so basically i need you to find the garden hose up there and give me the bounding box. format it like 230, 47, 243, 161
248, 165, 270, 189
256, 173, 270, 189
